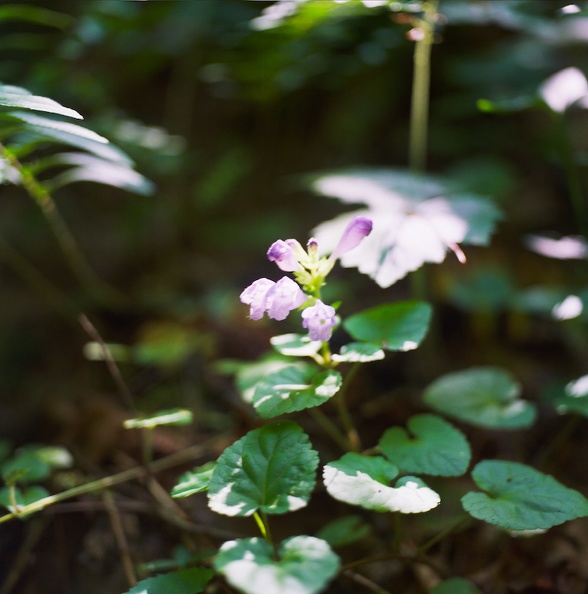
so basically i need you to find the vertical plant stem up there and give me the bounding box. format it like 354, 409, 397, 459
409, 0, 438, 173
0, 143, 126, 308
333, 363, 362, 452
253, 510, 273, 545
307, 407, 350, 452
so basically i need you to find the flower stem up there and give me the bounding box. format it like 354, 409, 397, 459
333, 363, 362, 452
409, 0, 438, 173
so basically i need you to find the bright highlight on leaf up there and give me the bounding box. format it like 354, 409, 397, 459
423, 367, 536, 429
252, 366, 342, 418
311, 168, 500, 287
171, 462, 216, 498
214, 536, 340, 594
380, 414, 471, 476
124, 409, 193, 430
332, 342, 385, 363
323, 453, 440, 513
344, 301, 432, 351
553, 374, 588, 417
462, 460, 588, 530
208, 421, 318, 517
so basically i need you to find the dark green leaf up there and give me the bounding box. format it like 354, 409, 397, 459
208, 421, 318, 516
122, 567, 214, 594
344, 301, 432, 351
380, 414, 471, 476
316, 515, 372, 547
429, 577, 482, 594
462, 460, 588, 530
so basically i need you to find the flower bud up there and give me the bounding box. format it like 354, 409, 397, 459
330, 216, 373, 261
267, 239, 303, 272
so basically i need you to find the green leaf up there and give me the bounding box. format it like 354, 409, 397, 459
315, 515, 372, 548
1, 445, 73, 484
0, 84, 82, 119
343, 301, 432, 351
208, 421, 318, 517
0, 111, 132, 163
124, 409, 193, 430
270, 333, 322, 357
0, 5, 74, 29
171, 462, 216, 498
423, 367, 536, 429
380, 414, 471, 476
215, 536, 340, 594
122, 567, 214, 594
553, 374, 588, 417
462, 460, 588, 530
332, 342, 385, 363
252, 366, 342, 418
429, 577, 482, 594
323, 453, 440, 513
0, 485, 50, 513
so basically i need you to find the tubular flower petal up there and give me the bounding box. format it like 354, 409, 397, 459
239, 278, 275, 320
301, 300, 337, 342
267, 239, 302, 271
330, 216, 373, 261
265, 277, 307, 320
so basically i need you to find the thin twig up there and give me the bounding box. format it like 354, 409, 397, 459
342, 569, 393, 594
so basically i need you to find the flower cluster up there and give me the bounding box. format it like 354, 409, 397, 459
240, 216, 373, 343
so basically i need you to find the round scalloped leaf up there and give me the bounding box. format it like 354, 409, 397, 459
332, 342, 385, 363
423, 367, 536, 429
215, 536, 340, 594
429, 577, 482, 594
270, 333, 323, 357
553, 374, 588, 417
171, 462, 216, 498
343, 301, 432, 351
462, 460, 588, 530
323, 453, 440, 513
208, 421, 318, 517
252, 367, 342, 419
123, 567, 214, 594
380, 414, 471, 477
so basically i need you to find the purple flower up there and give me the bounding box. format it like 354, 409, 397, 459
330, 216, 373, 261
240, 276, 306, 321
267, 239, 302, 272
301, 300, 337, 342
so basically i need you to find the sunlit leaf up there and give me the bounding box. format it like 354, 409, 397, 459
462, 460, 588, 530
552, 374, 588, 417
252, 366, 342, 418
270, 333, 322, 357
208, 421, 318, 516
0, 83, 82, 119
122, 567, 213, 594
423, 367, 536, 429
311, 168, 500, 287
380, 414, 471, 476
343, 301, 432, 351
331, 342, 385, 363
323, 452, 440, 513
124, 409, 193, 429
171, 462, 216, 498
215, 536, 340, 594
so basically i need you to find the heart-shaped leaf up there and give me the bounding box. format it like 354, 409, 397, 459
252, 366, 342, 418
380, 414, 471, 476
332, 342, 385, 363
323, 453, 440, 513
123, 567, 213, 594
462, 460, 588, 530
171, 462, 216, 498
423, 367, 536, 429
343, 301, 432, 351
215, 536, 340, 594
311, 168, 500, 287
208, 421, 318, 517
